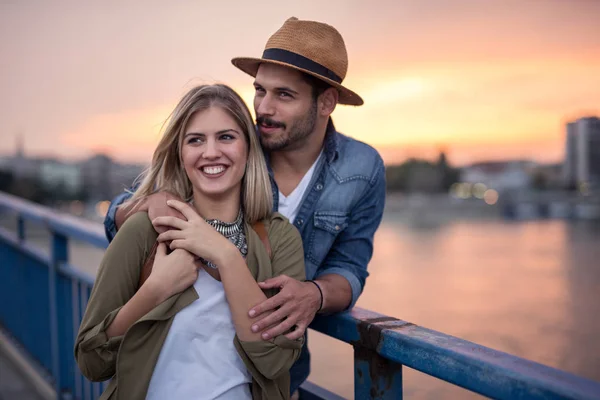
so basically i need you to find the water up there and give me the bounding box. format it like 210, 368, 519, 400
3, 211, 600, 399
307, 216, 600, 399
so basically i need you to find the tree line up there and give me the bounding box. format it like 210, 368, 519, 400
385, 152, 461, 193
1, 152, 463, 206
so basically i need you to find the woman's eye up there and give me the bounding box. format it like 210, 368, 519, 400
220, 134, 234, 141
187, 137, 203, 144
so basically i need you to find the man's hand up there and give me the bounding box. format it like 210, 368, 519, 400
147, 193, 185, 233
248, 275, 322, 341
115, 191, 184, 232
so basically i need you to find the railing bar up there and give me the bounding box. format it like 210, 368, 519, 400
17, 214, 25, 242
59, 262, 95, 287
83, 378, 91, 400
94, 381, 102, 399
49, 232, 66, 394
79, 283, 86, 321
4, 192, 600, 400
0, 192, 108, 249
0, 226, 52, 267
80, 285, 89, 322
310, 309, 600, 399
72, 278, 82, 400
79, 280, 93, 399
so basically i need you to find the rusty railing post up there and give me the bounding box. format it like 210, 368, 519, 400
354, 346, 403, 399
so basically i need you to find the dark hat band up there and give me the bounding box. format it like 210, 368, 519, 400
262, 48, 343, 84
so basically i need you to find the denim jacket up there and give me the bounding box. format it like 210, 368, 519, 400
103, 119, 386, 394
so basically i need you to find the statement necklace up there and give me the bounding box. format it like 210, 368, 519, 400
201, 208, 248, 269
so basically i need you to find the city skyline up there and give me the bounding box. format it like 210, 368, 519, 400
1, 1, 599, 166
0, 130, 573, 168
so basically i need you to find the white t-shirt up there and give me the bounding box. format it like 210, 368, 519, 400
278, 150, 323, 223
146, 268, 252, 400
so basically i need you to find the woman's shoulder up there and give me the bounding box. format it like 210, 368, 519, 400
259, 212, 302, 250
248, 213, 304, 280
263, 212, 294, 234
119, 211, 153, 232
113, 212, 157, 248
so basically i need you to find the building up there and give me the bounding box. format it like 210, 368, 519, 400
79, 154, 115, 202
460, 160, 535, 194
563, 122, 577, 189
563, 116, 600, 190
0, 155, 12, 171
39, 159, 82, 195
12, 135, 41, 180
79, 154, 145, 202
1, 135, 145, 207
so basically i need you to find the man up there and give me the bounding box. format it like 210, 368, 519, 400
104, 17, 386, 397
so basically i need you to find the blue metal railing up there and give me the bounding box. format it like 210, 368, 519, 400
1, 191, 599, 400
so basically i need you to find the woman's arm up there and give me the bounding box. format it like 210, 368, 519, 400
152, 200, 275, 342
153, 202, 307, 380
74, 213, 156, 381
217, 218, 306, 342
217, 248, 271, 341
75, 212, 200, 381
104, 242, 198, 338
229, 217, 306, 380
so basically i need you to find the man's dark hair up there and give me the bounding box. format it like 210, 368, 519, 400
300, 73, 335, 101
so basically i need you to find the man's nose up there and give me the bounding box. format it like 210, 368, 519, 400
256, 93, 275, 117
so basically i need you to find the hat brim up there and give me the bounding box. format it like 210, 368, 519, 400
231, 57, 364, 106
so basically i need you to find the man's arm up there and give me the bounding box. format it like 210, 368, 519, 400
311, 274, 351, 314
103, 191, 133, 242
103, 190, 184, 243
313, 158, 387, 313
250, 158, 386, 339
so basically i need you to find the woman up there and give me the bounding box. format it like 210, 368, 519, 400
75, 84, 305, 400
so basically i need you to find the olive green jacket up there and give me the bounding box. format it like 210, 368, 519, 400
74, 212, 305, 400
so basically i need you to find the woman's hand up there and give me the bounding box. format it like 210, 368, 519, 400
144, 242, 200, 302
152, 200, 238, 267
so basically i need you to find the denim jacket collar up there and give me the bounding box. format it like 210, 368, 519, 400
323, 118, 339, 163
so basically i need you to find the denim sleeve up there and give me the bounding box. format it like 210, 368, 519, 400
315, 158, 386, 310
103, 191, 133, 243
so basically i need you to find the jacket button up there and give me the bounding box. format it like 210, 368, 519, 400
315, 183, 323, 191
296, 218, 304, 226
335, 225, 340, 231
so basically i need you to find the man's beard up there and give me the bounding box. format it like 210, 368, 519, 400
257, 101, 317, 152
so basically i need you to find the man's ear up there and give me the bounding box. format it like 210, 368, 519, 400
319, 87, 339, 116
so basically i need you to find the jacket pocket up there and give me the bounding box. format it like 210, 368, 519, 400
307, 211, 349, 265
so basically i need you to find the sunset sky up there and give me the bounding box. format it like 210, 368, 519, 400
1, 0, 599, 166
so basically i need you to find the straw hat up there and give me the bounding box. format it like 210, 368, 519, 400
231, 17, 363, 106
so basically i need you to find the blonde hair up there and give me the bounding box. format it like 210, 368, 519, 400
122, 84, 273, 224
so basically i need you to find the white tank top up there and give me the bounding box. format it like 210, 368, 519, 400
146, 268, 252, 400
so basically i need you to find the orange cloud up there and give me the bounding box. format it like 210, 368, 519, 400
334, 57, 600, 154
57, 55, 599, 168
60, 105, 174, 163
